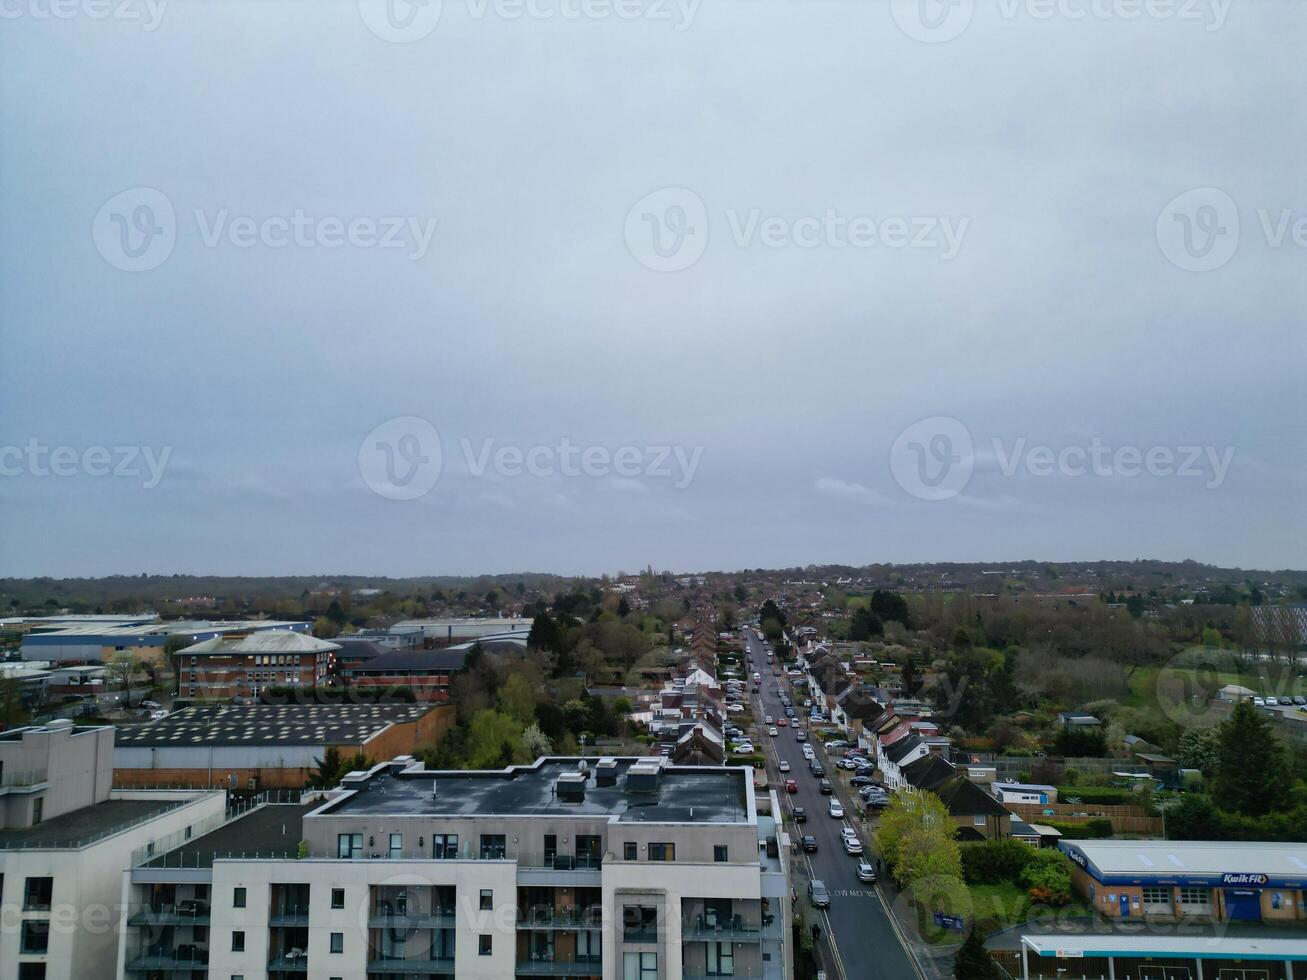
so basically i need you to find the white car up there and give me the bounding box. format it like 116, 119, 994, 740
149, 709, 170, 719
765, 715, 774, 724
1253, 697, 1266, 706
769, 727, 779, 737
727, 704, 745, 713
856, 861, 877, 882
829, 799, 844, 818
840, 826, 859, 843
844, 836, 863, 855
778, 760, 791, 772
802, 746, 815, 760
732, 743, 755, 754
1266, 696, 1280, 706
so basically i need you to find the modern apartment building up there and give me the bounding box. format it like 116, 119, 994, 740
0, 720, 224, 980
117, 756, 791, 980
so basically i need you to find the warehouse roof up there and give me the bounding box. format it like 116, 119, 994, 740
179, 630, 337, 655
1020, 933, 1307, 961
114, 703, 433, 747
1062, 840, 1307, 878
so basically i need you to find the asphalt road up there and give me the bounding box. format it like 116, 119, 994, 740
743, 633, 923, 980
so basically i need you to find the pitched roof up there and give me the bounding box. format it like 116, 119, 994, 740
883, 734, 925, 765
343, 648, 468, 673
180, 631, 339, 655
931, 773, 1009, 818
901, 753, 957, 791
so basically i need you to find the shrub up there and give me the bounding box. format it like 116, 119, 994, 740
1019, 850, 1074, 905
960, 838, 1036, 884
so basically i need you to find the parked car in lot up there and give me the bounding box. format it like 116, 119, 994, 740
779, 760, 791, 772
808, 879, 830, 908
850, 776, 876, 787
819, 778, 832, 794
802, 835, 818, 853
1295, 695, 1307, 706
828, 799, 844, 818
856, 861, 876, 882
793, 805, 807, 823
1254, 697, 1266, 706
1267, 696, 1280, 706
827, 740, 849, 749
786, 779, 798, 793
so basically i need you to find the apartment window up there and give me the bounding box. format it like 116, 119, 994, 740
337, 833, 363, 859
432, 833, 458, 859
389, 833, 402, 858
478, 935, 492, 956
479, 834, 506, 859
18, 966, 45, 980
479, 889, 493, 911
624, 842, 638, 861
543, 834, 557, 865
576, 834, 601, 867
20, 920, 49, 954
713, 844, 728, 863
232, 976, 244, 980
23, 877, 52, 911
193, 926, 209, 944
331, 888, 345, 909
233, 887, 247, 908
648, 842, 675, 861
707, 941, 734, 976
330, 933, 343, 954
623, 952, 657, 980
622, 905, 658, 939
231, 931, 245, 952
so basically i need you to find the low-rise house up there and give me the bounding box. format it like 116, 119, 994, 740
1058, 712, 1102, 729
992, 782, 1058, 805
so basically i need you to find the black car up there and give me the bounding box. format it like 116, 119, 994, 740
810, 765, 825, 778
850, 776, 876, 787
793, 806, 807, 823
801, 835, 818, 852
819, 778, 832, 794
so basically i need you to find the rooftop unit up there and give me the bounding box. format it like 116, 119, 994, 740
625, 759, 665, 794
556, 770, 587, 803
594, 757, 620, 787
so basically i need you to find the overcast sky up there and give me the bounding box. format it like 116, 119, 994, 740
1, 0, 1303, 578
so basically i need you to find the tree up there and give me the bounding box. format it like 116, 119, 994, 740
1212, 701, 1290, 817
105, 652, 138, 706
521, 722, 552, 758
528, 613, 564, 654
759, 599, 787, 629
875, 791, 962, 886
848, 607, 884, 642
466, 709, 525, 769
497, 673, 537, 727
1164, 793, 1227, 839
954, 929, 1000, 980
870, 590, 912, 628
901, 658, 924, 698
616, 596, 632, 618
1019, 850, 1073, 905
1176, 726, 1220, 775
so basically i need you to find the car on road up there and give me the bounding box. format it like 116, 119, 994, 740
850, 776, 876, 787
840, 826, 859, 843
769, 727, 779, 737
818, 778, 832, 794
801, 835, 819, 853
795, 731, 807, 742
765, 715, 773, 724
802, 747, 815, 761
785, 779, 798, 793
778, 760, 790, 772
140, 699, 161, 709
777, 717, 788, 728
793, 805, 807, 822
856, 861, 876, 882
828, 799, 844, 818
726, 704, 744, 713
844, 836, 863, 855
772, 670, 781, 676
808, 879, 830, 908
810, 764, 825, 778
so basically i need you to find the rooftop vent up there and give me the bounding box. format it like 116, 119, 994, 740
556, 771, 587, 803
594, 758, 619, 787
625, 759, 664, 794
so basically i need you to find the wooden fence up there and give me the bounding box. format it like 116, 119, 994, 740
1005, 802, 1163, 835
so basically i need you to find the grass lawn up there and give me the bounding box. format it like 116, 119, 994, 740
964, 882, 1094, 937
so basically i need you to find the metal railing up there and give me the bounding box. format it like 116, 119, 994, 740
369, 910, 458, 929
0, 799, 194, 851
365, 956, 456, 974
127, 903, 211, 926
515, 954, 602, 976
516, 908, 603, 930
681, 918, 782, 943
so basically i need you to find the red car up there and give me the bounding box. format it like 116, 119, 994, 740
785, 778, 798, 793
777, 717, 788, 728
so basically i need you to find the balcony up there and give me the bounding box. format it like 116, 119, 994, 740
128, 904, 211, 927
126, 946, 210, 972
267, 951, 309, 972
622, 928, 660, 943
369, 910, 458, 929
365, 957, 456, 974
681, 917, 782, 943
515, 954, 603, 976
683, 971, 780, 980
268, 905, 311, 926
516, 908, 603, 931
517, 856, 602, 887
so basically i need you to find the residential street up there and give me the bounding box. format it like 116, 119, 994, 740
743, 633, 927, 980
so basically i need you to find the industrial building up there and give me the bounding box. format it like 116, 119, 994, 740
112, 703, 453, 789
1061, 839, 1307, 923
174, 629, 335, 701
1001, 933, 1307, 980
387, 617, 534, 648
0, 721, 223, 980
115, 755, 792, 980
19, 620, 311, 665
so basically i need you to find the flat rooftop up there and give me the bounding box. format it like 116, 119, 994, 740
0, 798, 189, 850
1063, 840, 1307, 878
1021, 934, 1307, 961
320, 758, 751, 824
140, 803, 316, 868
115, 703, 434, 747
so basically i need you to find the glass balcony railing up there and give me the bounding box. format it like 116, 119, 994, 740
127, 903, 211, 926
126, 945, 210, 971
516, 908, 603, 930
268, 905, 311, 925
681, 916, 782, 942
515, 953, 603, 976
267, 950, 309, 972
365, 956, 456, 974
368, 909, 458, 929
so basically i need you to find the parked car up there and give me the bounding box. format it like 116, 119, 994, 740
727, 704, 745, 713
850, 776, 876, 787
828, 799, 844, 818
802, 835, 819, 853
795, 731, 807, 742
139, 699, 161, 709
819, 778, 832, 794
808, 879, 830, 908
804, 699, 813, 708
856, 861, 877, 882
844, 836, 863, 855
1295, 696, 1307, 705
779, 760, 791, 772
810, 765, 825, 778
827, 740, 849, 749
785, 779, 798, 793
1267, 696, 1280, 706
1253, 697, 1266, 706
793, 806, 807, 823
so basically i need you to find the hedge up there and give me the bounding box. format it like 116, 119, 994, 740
1043, 818, 1113, 839
1056, 786, 1133, 805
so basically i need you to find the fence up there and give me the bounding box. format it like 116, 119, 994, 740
1004, 802, 1162, 835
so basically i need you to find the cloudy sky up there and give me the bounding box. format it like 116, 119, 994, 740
1, 0, 1303, 577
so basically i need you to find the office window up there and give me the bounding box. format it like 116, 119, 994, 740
432, 833, 458, 859
707, 941, 734, 975
330, 933, 343, 954
713, 844, 728, 863
479, 934, 492, 956
623, 952, 657, 980
20, 920, 49, 954
331, 888, 345, 909
23, 877, 53, 911
624, 842, 638, 860
648, 842, 675, 861
479, 889, 493, 911
233, 887, 247, 908
18, 966, 45, 980
337, 833, 363, 859
389, 833, 402, 858
479, 834, 506, 859
231, 931, 245, 952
